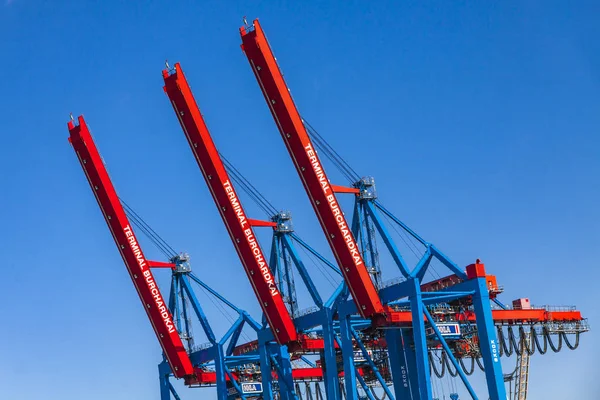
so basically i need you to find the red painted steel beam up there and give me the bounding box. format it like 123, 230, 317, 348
148, 260, 176, 269
331, 184, 360, 194
162, 63, 297, 345
231, 305, 584, 356
385, 309, 584, 324
187, 366, 365, 385
421, 273, 502, 298
240, 19, 384, 320
68, 116, 194, 378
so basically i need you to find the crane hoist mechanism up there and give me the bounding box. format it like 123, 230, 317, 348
67, 17, 589, 400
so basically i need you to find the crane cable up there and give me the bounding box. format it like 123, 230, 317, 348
496, 325, 580, 357
380, 209, 442, 281
221, 153, 278, 217
428, 325, 581, 378
119, 198, 244, 336
370, 387, 387, 400
95, 121, 177, 261
302, 119, 444, 281
120, 198, 178, 259
221, 153, 343, 287
302, 118, 360, 184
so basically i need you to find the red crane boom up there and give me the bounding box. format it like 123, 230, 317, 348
240, 20, 384, 319
162, 63, 298, 345
68, 116, 194, 378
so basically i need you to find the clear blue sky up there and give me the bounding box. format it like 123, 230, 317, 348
0, 1, 598, 399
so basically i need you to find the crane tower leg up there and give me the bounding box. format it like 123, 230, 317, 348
274, 345, 296, 400
403, 330, 421, 397
467, 265, 507, 400
258, 333, 274, 400
386, 328, 415, 399
339, 312, 359, 399
214, 345, 228, 400
409, 280, 433, 399
158, 361, 173, 400
321, 308, 341, 399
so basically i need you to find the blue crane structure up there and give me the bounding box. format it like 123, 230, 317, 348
240, 18, 508, 400
67, 17, 588, 400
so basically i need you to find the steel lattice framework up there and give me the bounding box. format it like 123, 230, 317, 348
67, 17, 588, 400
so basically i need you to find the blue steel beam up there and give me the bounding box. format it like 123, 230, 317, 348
409, 279, 433, 399
467, 276, 507, 399
225, 369, 248, 400
270, 350, 298, 400
168, 277, 178, 327
325, 282, 347, 309
411, 248, 433, 280
189, 273, 243, 313
423, 307, 478, 399
403, 331, 420, 398
290, 234, 342, 276
430, 245, 468, 280
224, 355, 262, 366
385, 329, 415, 399
339, 312, 359, 399
374, 201, 427, 246
168, 382, 182, 400
189, 347, 217, 365
350, 327, 395, 399
321, 308, 341, 399
180, 275, 216, 343
281, 244, 298, 316
258, 335, 274, 400
364, 201, 411, 277
159, 362, 172, 400
353, 200, 369, 265
389, 290, 476, 306
281, 234, 324, 308
270, 234, 284, 300
178, 277, 194, 348
214, 345, 228, 400
362, 204, 383, 288
225, 318, 245, 355
356, 374, 377, 400
372, 201, 468, 280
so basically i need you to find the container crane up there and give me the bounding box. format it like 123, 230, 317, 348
67, 21, 589, 400
162, 62, 297, 347
67, 115, 195, 379
238, 19, 507, 399
239, 20, 385, 322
